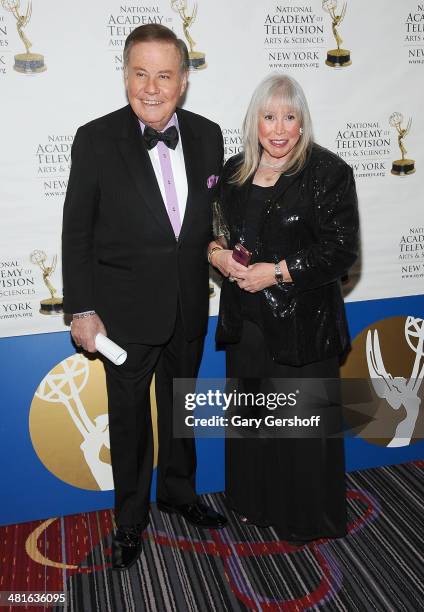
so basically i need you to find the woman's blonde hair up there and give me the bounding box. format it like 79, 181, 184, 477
231, 73, 313, 185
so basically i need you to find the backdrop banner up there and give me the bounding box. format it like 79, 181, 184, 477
0, 0, 423, 525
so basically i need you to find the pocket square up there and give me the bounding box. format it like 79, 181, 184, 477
207, 174, 219, 189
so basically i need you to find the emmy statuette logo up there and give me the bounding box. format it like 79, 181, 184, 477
322, 0, 351, 68
33, 355, 113, 491
171, 0, 206, 70
342, 316, 424, 448
366, 317, 424, 447
29, 355, 159, 491
30, 250, 63, 315
389, 112, 416, 176
1, 0, 46, 73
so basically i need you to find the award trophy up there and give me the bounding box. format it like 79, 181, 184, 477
389, 113, 415, 176
30, 250, 63, 314
1, 0, 46, 73
322, 0, 351, 68
366, 317, 424, 447
171, 0, 206, 70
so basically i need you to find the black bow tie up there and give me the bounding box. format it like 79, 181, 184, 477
143, 125, 179, 150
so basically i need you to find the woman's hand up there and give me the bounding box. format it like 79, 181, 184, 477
236, 263, 276, 292
237, 260, 292, 292
211, 248, 249, 281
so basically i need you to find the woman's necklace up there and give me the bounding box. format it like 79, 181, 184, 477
259, 158, 286, 171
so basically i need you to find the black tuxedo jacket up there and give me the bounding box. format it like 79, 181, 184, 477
62, 105, 223, 343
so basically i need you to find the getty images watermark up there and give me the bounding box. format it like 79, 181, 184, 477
173, 377, 424, 441
184, 389, 321, 429
172, 380, 339, 438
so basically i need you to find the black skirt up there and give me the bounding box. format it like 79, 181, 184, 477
225, 318, 347, 541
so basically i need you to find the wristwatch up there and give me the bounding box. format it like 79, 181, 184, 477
274, 262, 284, 286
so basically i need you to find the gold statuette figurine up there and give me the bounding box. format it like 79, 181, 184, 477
1, 0, 46, 73
322, 0, 351, 68
171, 0, 206, 70
30, 250, 63, 315
389, 113, 415, 176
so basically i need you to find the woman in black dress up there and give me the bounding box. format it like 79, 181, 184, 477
208, 74, 359, 543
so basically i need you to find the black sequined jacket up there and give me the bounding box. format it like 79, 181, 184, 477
214, 143, 359, 366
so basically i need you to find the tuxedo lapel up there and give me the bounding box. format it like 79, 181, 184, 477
176, 108, 202, 242
115, 106, 175, 237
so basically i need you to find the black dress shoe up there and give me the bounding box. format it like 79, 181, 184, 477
157, 500, 228, 529
112, 524, 144, 571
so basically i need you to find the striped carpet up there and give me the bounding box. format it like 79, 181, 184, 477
0, 461, 423, 611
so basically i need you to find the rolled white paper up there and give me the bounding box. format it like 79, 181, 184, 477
95, 333, 127, 366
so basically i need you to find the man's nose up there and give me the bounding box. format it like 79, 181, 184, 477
145, 77, 159, 94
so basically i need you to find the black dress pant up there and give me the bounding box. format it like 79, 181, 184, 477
104, 308, 204, 528
225, 319, 347, 540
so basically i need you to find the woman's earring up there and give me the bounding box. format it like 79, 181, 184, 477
299, 127, 303, 135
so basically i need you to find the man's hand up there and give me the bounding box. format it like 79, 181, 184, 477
71, 313, 107, 353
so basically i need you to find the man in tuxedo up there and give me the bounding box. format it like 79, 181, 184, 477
62, 24, 226, 571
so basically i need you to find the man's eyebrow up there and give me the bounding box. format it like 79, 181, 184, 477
131, 67, 174, 74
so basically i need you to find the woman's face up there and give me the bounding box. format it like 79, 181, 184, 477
258, 96, 302, 164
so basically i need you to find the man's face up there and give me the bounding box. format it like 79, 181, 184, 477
125, 41, 188, 131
